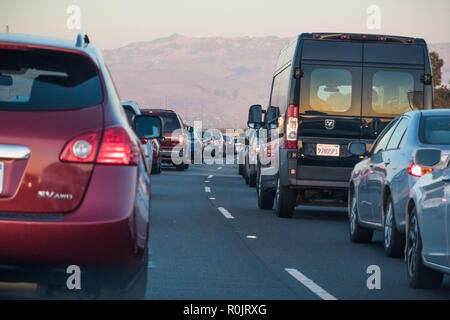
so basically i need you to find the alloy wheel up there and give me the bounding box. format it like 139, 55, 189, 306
384, 202, 393, 249
407, 215, 419, 277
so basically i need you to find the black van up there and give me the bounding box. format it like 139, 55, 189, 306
249, 33, 434, 218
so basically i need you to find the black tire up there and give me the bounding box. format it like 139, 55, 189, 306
184, 164, 189, 170
257, 172, 275, 210
238, 164, 244, 176
244, 159, 250, 184
275, 178, 296, 218
123, 250, 149, 299
348, 188, 373, 243
383, 195, 405, 258
406, 207, 443, 289
175, 164, 185, 171
151, 159, 161, 174
248, 171, 257, 188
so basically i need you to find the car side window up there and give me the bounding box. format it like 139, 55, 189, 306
371, 119, 398, 154
123, 106, 136, 129
386, 118, 409, 150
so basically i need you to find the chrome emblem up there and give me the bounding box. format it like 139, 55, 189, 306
325, 119, 335, 130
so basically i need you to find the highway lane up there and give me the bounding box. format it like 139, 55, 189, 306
147, 162, 450, 300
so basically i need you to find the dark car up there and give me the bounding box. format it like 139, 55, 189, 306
348, 110, 450, 257
142, 109, 189, 171
250, 33, 433, 218
122, 100, 162, 174
0, 33, 162, 298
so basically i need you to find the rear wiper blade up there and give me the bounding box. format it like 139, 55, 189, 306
303, 110, 329, 116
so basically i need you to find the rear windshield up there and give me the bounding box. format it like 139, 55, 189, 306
155, 113, 181, 132
0, 48, 103, 110
419, 115, 450, 145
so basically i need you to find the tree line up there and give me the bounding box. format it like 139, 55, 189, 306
431, 51, 450, 108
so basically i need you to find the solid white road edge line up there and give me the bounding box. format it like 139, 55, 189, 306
218, 207, 234, 219
285, 268, 337, 300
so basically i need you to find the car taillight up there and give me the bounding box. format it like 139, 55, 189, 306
60, 130, 101, 163
284, 105, 298, 149
407, 164, 433, 178
97, 126, 140, 166
178, 134, 184, 144
264, 145, 272, 158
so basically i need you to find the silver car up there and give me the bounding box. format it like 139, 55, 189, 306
348, 110, 450, 257
406, 143, 450, 288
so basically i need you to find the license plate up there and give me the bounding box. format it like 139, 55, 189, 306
316, 144, 340, 157
0, 162, 3, 194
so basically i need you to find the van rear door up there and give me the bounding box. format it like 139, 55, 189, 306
361, 43, 426, 139
297, 40, 363, 169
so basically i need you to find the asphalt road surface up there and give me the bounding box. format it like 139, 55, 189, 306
146, 162, 450, 300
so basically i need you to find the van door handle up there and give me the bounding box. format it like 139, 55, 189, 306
0, 144, 30, 159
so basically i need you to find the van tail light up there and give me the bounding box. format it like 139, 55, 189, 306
97, 126, 140, 165
60, 130, 101, 163
178, 134, 184, 144
264, 145, 272, 158
284, 105, 298, 149
407, 164, 433, 178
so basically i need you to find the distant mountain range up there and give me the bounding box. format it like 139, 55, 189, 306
103, 35, 450, 128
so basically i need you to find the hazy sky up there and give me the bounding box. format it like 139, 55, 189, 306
1, 0, 450, 49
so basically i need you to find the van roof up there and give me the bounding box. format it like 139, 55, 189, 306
301, 33, 426, 44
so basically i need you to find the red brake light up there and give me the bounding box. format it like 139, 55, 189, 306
378, 36, 387, 41
60, 130, 101, 163
407, 164, 433, 178
178, 134, 184, 144
97, 126, 140, 165
340, 34, 350, 40
284, 105, 299, 149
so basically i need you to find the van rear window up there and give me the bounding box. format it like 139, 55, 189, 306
419, 116, 450, 145
0, 48, 103, 110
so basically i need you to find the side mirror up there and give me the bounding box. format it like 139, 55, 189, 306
134, 115, 163, 140
186, 126, 194, 133
348, 142, 366, 156
414, 149, 441, 167
265, 106, 280, 129
248, 104, 263, 129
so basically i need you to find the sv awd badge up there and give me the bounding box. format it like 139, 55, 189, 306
38, 191, 73, 200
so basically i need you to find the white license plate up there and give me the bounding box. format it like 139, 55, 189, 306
316, 144, 340, 157
0, 162, 3, 194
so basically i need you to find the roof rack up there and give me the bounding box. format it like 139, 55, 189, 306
75, 33, 90, 48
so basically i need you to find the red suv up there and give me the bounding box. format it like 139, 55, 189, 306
0, 33, 162, 298
142, 109, 190, 171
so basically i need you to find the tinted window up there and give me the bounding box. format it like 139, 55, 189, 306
155, 113, 181, 132
363, 68, 423, 117
386, 118, 409, 150
371, 120, 398, 154
419, 116, 450, 145
300, 65, 361, 115
0, 48, 102, 110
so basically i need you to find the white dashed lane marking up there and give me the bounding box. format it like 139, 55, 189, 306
218, 207, 234, 219
285, 268, 337, 300
205, 187, 211, 193
208, 175, 214, 179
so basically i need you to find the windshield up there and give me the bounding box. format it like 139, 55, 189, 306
0, 48, 103, 110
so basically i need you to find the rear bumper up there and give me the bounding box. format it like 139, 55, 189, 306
0, 165, 146, 276
280, 149, 352, 190
160, 148, 182, 162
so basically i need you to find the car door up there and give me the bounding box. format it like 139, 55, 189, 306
384, 117, 410, 228
364, 119, 399, 224
419, 168, 449, 267
444, 168, 450, 269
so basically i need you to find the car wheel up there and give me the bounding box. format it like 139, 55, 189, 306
258, 171, 275, 210
248, 171, 257, 188
176, 163, 185, 171
383, 195, 405, 258
151, 159, 161, 174
348, 189, 373, 243
184, 164, 189, 170
274, 177, 296, 218
238, 164, 244, 176
406, 207, 443, 289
